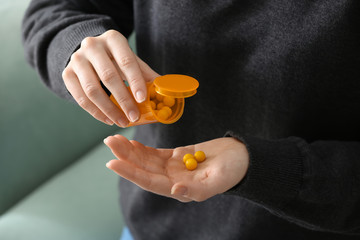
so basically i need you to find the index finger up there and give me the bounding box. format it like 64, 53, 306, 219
103, 31, 147, 103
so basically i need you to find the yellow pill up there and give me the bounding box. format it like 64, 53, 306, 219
163, 96, 175, 107
161, 106, 172, 117
157, 109, 169, 120
183, 153, 194, 163
157, 102, 164, 110
150, 100, 156, 110
185, 158, 197, 170
194, 151, 206, 162
156, 93, 164, 102
150, 86, 156, 99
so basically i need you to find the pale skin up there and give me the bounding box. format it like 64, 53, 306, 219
62, 29, 250, 201
104, 135, 249, 202
62, 29, 160, 127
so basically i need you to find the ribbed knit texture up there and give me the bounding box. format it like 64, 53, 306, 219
224, 132, 303, 208
48, 19, 117, 99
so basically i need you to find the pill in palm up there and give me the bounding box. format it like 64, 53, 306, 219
194, 151, 206, 162
185, 158, 197, 170
182, 151, 206, 170
183, 153, 194, 163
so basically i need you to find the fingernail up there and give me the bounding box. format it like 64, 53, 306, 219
104, 118, 114, 125
106, 161, 111, 168
129, 110, 139, 122
136, 90, 146, 103
103, 137, 109, 144
172, 186, 188, 196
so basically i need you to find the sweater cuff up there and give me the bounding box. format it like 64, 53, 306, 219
46, 18, 118, 101
225, 132, 303, 208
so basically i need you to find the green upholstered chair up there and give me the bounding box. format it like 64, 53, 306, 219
0, 1, 135, 239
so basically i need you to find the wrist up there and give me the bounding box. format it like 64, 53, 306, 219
222, 137, 250, 192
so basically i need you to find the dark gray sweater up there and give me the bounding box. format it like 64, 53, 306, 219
22, 0, 360, 239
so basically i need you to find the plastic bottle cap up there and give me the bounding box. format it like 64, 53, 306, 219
154, 74, 199, 98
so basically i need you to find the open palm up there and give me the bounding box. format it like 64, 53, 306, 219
104, 134, 249, 202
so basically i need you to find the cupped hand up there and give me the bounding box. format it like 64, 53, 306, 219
62, 30, 160, 127
104, 135, 249, 202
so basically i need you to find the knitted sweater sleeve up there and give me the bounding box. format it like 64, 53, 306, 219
21, 0, 134, 100
225, 131, 360, 235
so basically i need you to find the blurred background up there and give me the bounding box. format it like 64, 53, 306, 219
0, 1, 134, 239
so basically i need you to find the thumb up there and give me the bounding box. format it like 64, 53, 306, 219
171, 182, 212, 202
171, 184, 188, 197
136, 55, 160, 82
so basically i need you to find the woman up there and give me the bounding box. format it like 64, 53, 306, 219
22, 0, 360, 239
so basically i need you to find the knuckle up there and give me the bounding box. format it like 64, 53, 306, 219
128, 76, 143, 86
81, 36, 97, 49
70, 52, 82, 62
91, 110, 106, 121
178, 198, 191, 203
118, 56, 133, 68
84, 84, 99, 98
193, 194, 207, 202
61, 68, 72, 80
88, 107, 98, 116
100, 69, 117, 84
114, 95, 130, 106
77, 97, 90, 109
104, 29, 120, 38
80, 103, 103, 120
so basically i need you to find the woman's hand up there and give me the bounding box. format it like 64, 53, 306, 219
104, 135, 249, 202
62, 30, 160, 127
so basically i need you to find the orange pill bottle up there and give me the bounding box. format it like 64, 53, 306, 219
110, 74, 199, 127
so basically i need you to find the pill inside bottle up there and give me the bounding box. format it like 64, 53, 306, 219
110, 74, 199, 127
